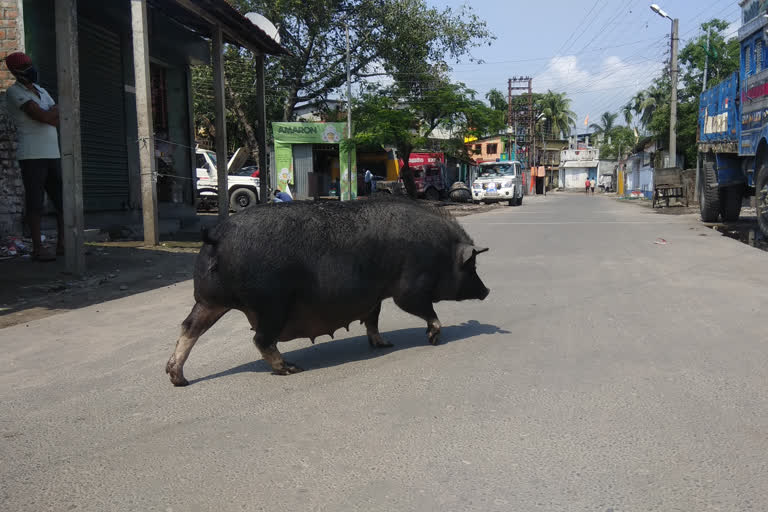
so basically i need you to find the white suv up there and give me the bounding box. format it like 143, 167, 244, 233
195, 148, 261, 211
472, 161, 524, 206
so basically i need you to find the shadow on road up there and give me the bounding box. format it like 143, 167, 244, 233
189, 320, 509, 385
0, 241, 201, 329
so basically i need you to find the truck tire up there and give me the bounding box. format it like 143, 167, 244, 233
720, 185, 744, 222
699, 153, 720, 223
756, 157, 768, 237
230, 188, 257, 212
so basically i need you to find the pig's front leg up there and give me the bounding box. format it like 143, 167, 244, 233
246, 311, 304, 375
393, 294, 442, 346
252, 331, 304, 375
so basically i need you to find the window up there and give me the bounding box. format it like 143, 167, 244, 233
486, 143, 498, 154
195, 154, 206, 169
150, 64, 169, 132
473, 144, 482, 155
757, 40, 764, 74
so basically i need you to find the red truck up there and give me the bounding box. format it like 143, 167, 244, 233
375, 152, 446, 199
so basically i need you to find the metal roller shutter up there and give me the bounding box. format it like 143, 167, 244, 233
78, 18, 129, 211
292, 144, 312, 199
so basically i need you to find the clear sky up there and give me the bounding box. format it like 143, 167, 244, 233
425, 0, 742, 131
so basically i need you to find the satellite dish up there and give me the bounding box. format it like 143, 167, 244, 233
244, 12, 280, 44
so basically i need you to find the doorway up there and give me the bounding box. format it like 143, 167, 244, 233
313, 144, 341, 197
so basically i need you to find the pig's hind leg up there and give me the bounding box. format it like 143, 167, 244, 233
393, 294, 442, 346
166, 302, 229, 386
364, 301, 393, 348
245, 311, 304, 375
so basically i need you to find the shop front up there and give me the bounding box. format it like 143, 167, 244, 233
272, 122, 357, 200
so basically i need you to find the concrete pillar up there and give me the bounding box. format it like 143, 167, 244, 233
255, 53, 268, 203
130, 0, 159, 245
55, 0, 86, 274
212, 25, 228, 221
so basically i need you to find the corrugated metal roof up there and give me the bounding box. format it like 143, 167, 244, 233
158, 0, 290, 56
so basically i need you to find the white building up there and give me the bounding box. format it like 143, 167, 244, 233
625, 139, 656, 198
559, 147, 599, 190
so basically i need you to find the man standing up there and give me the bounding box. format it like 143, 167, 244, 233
5, 52, 63, 261
585, 177, 591, 195
590, 178, 596, 195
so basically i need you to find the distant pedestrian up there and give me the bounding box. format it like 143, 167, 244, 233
585, 178, 591, 195
364, 169, 373, 195
590, 178, 596, 195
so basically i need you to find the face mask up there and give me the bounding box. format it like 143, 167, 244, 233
15, 66, 38, 84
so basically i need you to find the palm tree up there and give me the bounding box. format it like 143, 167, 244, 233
536, 90, 576, 139
622, 103, 633, 126
639, 85, 667, 127
589, 111, 618, 137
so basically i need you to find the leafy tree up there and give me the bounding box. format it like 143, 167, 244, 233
596, 125, 636, 160
678, 19, 740, 102
537, 90, 576, 139
229, 0, 493, 121
350, 75, 496, 197
637, 19, 740, 165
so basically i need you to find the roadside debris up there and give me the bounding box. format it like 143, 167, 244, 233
654, 238, 668, 245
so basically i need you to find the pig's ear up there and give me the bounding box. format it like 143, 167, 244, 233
459, 244, 488, 266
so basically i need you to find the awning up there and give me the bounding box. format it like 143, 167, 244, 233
562, 160, 599, 168
156, 0, 291, 56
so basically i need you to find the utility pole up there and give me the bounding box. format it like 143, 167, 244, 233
507, 78, 513, 160
508, 77, 532, 166
345, 23, 353, 201
528, 77, 535, 194
703, 27, 711, 92
669, 18, 679, 168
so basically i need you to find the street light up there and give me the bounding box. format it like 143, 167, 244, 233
650, 4, 670, 19
650, 3, 678, 168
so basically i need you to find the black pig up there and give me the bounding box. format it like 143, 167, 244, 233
166, 197, 490, 386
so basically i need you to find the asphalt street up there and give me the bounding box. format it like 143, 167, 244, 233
2, 193, 767, 511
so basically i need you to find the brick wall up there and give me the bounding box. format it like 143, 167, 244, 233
0, 0, 23, 236
0, 101, 23, 236
0, 0, 20, 90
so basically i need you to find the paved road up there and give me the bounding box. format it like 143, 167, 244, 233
2, 193, 768, 511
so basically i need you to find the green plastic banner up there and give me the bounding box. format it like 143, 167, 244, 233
339, 149, 357, 201
273, 141, 293, 192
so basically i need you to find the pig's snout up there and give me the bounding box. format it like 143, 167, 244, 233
480, 287, 490, 300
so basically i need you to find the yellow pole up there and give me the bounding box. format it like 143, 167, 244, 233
618, 170, 625, 196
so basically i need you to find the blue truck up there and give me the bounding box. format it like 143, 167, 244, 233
698, 6, 768, 236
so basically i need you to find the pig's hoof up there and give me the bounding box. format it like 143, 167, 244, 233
166, 358, 189, 386
171, 375, 190, 387
427, 328, 441, 346
272, 362, 304, 375
368, 335, 394, 348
